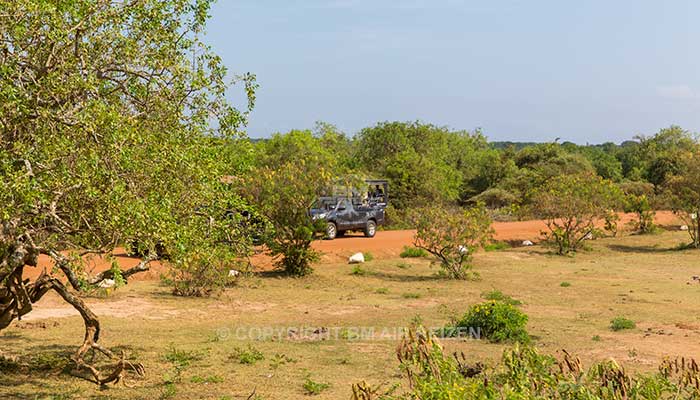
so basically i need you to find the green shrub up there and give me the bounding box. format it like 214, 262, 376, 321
400, 246, 429, 258
384, 326, 700, 399
443, 301, 529, 343
302, 377, 330, 395
610, 317, 636, 331
412, 204, 493, 279
484, 241, 509, 252
350, 265, 366, 276
480, 290, 522, 305
402, 292, 421, 299
560, 281, 571, 287
375, 287, 389, 294
363, 252, 374, 262
230, 345, 264, 364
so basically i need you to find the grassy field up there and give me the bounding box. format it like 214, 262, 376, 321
2, 230, 700, 399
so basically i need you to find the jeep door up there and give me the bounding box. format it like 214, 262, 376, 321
335, 199, 356, 229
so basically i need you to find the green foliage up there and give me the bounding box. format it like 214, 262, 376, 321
442, 301, 530, 343
402, 292, 422, 299
0, 0, 258, 306
383, 326, 700, 399
363, 252, 374, 262
230, 345, 265, 365
610, 317, 636, 331
621, 181, 657, 234
666, 152, 700, 248
243, 132, 335, 275
533, 173, 623, 255
560, 281, 572, 287
400, 246, 429, 258
302, 377, 330, 395
412, 203, 493, 279
375, 287, 389, 294
484, 241, 509, 252
350, 265, 367, 276
480, 290, 522, 305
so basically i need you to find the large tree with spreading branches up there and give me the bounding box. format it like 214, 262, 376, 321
0, 0, 255, 384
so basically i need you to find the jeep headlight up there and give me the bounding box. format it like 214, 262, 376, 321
314, 213, 327, 220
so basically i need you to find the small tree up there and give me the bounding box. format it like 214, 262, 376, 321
666, 153, 700, 248
533, 174, 623, 255
412, 204, 493, 279
620, 181, 656, 234
244, 162, 331, 276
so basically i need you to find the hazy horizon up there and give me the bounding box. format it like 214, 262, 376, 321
205, 1, 699, 144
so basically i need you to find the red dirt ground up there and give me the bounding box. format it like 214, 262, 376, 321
22, 211, 682, 281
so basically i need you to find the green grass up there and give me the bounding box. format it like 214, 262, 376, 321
484, 241, 510, 252
610, 317, 636, 331
375, 287, 389, 294
230, 345, 264, 365
560, 281, 571, 287
363, 252, 374, 262
480, 290, 522, 305
401, 292, 422, 299
400, 246, 429, 258
302, 377, 330, 395
350, 265, 366, 276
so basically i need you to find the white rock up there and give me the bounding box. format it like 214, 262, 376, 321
680, 225, 689, 231
522, 240, 534, 246
348, 252, 365, 264
228, 269, 241, 277
458, 245, 469, 254
97, 279, 115, 289
583, 233, 594, 240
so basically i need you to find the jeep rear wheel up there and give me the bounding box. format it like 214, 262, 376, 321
326, 222, 337, 240
364, 220, 376, 238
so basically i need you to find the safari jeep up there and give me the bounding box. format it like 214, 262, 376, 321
310, 180, 388, 240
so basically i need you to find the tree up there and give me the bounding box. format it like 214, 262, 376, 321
0, 0, 255, 383
412, 204, 493, 279
532, 174, 623, 255
354, 121, 462, 210
666, 153, 700, 248
244, 131, 334, 275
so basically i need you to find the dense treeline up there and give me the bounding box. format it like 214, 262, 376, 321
248, 122, 699, 223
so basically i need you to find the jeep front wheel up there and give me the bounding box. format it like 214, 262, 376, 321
326, 222, 338, 240
364, 220, 376, 238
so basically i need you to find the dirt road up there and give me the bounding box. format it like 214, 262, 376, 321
23, 211, 682, 280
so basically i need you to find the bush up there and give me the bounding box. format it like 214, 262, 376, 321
381, 326, 700, 400
484, 241, 509, 252
402, 292, 421, 299
302, 377, 330, 395
480, 290, 521, 305
399, 246, 428, 258
621, 181, 657, 234
560, 281, 571, 287
610, 317, 636, 331
412, 203, 493, 279
230, 345, 264, 365
533, 173, 623, 255
350, 265, 366, 276
442, 301, 529, 343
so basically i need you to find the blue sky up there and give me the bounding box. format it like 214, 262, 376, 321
205, 1, 699, 143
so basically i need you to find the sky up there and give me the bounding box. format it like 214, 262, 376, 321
204, 0, 700, 143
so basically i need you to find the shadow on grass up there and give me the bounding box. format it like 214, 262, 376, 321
366, 270, 448, 282
606, 244, 680, 254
